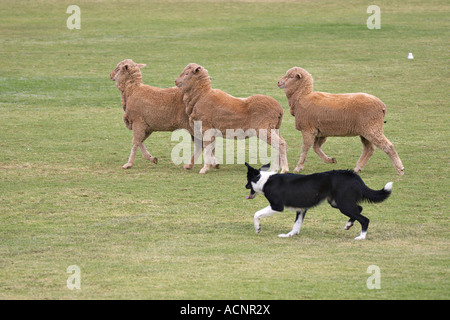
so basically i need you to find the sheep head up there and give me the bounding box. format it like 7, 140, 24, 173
175, 63, 211, 90
110, 59, 146, 83
278, 67, 313, 96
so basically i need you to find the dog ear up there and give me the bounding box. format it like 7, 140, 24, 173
260, 163, 271, 171
245, 162, 259, 174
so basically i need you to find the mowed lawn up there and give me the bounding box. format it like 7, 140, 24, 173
0, 0, 448, 299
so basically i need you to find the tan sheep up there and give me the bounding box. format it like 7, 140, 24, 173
175, 63, 289, 174
110, 59, 194, 169
278, 67, 404, 175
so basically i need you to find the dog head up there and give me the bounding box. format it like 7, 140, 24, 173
245, 162, 270, 199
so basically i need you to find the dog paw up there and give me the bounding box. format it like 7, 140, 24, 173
278, 231, 298, 238
344, 222, 354, 230
278, 233, 290, 238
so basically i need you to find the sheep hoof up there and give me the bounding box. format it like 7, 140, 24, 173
151, 157, 158, 164
199, 168, 209, 174
183, 164, 193, 170
122, 163, 132, 169
397, 167, 405, 175
329, 157, 337, 164
212, 164, 220, 169
293, 166, 303, 173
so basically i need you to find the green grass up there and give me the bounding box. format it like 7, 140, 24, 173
0, 0, 449, 299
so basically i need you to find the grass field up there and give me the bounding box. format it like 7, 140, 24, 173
0, 0, 448, 300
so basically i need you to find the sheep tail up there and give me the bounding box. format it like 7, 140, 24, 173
381, 101, 387, 117
276, 112, 283, 129
123, 113, 132, 130
361, 181, 393, 204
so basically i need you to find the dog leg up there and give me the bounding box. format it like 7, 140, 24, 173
254, 205, 280, 234
353, 206, 369, 240
338, 203, 369, 240
278, 209, 307, 238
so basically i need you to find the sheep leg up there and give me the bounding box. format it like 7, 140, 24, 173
139, 143, 158, 164
183, 135, 196, 170
209, 136, 220, 169
276, 132, 289, 173
137, 130, 158, 164
260, 129, 279, 172
199, 139, 214, 174
123, 125, 155, 169
369, 134, 405, 175
294, 132, 315, 173
123, 144, 138, 169
354, 136, 375, 173
313, 137, 336, 164
259, 129, 289, 173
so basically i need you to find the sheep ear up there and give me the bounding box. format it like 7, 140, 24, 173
296, 73, 302, 79
193, 66, 202, 74
136, 64, 146, 68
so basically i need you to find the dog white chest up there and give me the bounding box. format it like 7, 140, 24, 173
251, 171, 276, 194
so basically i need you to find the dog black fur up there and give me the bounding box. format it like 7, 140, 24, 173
245, 163, 393, 239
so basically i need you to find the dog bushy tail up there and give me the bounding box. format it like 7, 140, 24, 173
362, 182, 393, 203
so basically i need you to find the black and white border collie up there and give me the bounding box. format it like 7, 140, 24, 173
245, 163, 393, 240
